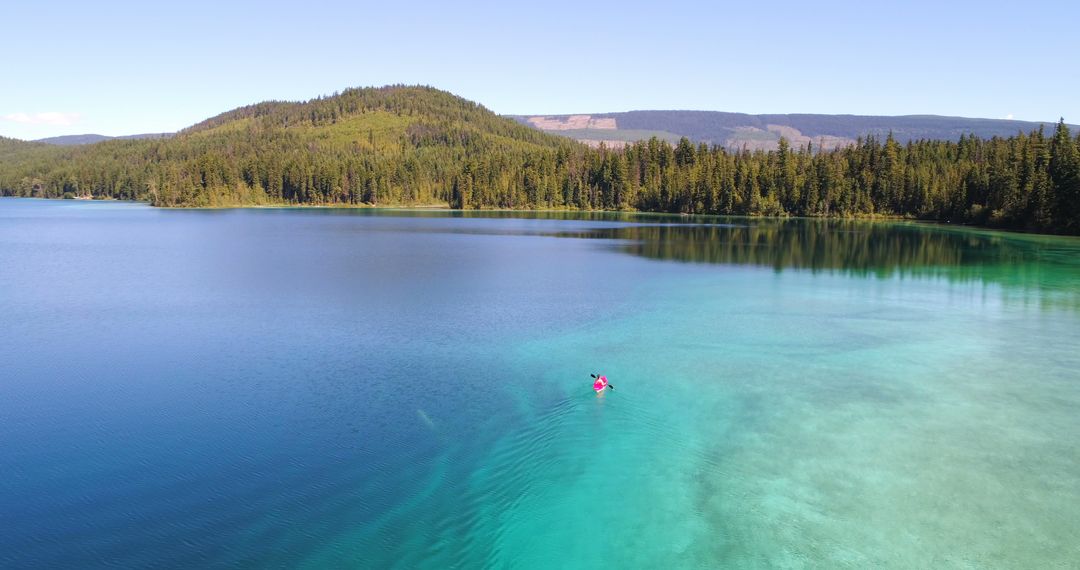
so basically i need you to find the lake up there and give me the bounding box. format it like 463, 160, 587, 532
2, 198, 1079, 568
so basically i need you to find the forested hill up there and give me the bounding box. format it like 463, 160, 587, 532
0, 136, 50, 165
1, 136, 45, 154
513, 111, 1078, 151
0, 85, 1078, 234
0, 86, 578, 207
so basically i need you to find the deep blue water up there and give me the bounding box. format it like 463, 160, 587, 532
2, 198, 1079, 567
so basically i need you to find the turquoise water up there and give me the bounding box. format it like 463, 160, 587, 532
2, 198, 1079, 568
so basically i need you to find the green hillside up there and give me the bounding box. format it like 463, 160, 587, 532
0, 85, 577, 207
0, 136, 48, 158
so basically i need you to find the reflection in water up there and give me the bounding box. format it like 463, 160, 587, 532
253, 207, 663, 222
215, 207, 1080, 310
185, 205, 1080, 310
547, 219, 1080, 311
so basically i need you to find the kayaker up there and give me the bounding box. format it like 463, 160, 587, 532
591, 374, 614, 393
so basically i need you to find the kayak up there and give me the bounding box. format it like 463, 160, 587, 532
593, 375, 608, 393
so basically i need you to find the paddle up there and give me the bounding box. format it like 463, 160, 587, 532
590, 373, 614, 390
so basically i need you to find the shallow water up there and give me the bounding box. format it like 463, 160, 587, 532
2, 198, 1078, 568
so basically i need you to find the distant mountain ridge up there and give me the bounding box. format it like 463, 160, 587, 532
35, 133, 172, 146
29, 112, 1074, 151
511, 111, 1078, 150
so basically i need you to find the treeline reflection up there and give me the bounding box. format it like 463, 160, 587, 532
552, 220, 1080, 310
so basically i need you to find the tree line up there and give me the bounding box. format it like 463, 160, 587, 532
0, 86, 1077, 234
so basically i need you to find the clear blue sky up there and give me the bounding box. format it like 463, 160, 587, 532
2, 0, 1076, 140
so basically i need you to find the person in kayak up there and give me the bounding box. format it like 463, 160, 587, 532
591, 374, 614, 393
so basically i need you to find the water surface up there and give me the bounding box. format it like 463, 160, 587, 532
2, 198, 1078, 567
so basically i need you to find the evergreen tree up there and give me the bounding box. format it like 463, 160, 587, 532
1050, 119, 1080, 232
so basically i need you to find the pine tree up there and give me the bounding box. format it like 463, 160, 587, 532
1049, 119, 1080, 232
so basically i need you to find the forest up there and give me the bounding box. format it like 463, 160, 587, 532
1, 86, 1078, 234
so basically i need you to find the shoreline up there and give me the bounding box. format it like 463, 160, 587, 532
2, 195, 1076, 239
